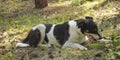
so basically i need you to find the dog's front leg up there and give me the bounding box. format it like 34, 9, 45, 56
62, 41, 87, 50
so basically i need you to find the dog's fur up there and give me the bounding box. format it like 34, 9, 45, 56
16, 16, 102, 50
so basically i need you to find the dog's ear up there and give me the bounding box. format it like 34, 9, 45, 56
85, 16, 94, 23
85, 16, 93, 20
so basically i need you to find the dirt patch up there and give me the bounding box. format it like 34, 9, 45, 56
14, 46, 106, 60
14, 46, 63, 60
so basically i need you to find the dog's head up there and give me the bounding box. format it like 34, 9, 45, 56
77, 16, 102, 40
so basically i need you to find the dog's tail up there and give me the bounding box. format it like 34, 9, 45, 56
16, 42, 30, 47
16, 28, 41, 47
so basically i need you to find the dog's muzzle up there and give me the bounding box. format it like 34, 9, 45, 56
89, 33, 102, 41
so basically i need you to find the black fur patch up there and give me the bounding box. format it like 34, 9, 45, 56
75, 19, 86, 34
44, 24, 53, 43
53, 22, 70, 46
85, 16, 93, 20
22, 29, 41, 47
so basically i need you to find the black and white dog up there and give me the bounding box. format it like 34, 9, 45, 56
16, 16, 102, 50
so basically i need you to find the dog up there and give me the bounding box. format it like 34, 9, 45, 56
16, 16, 102, 50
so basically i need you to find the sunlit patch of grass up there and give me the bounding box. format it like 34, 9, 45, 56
71, 0, 86, 6
1, 0, 18, 13
0, 51, 14, 60
17, 14, 42, 25
82, 0, 104, 9
50, 1, 71, 6
71, 0, 104, 6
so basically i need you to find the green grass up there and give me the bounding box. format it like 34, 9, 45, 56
0, 0, 120, 60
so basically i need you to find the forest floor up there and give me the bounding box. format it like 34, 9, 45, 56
0, 0, 120, 60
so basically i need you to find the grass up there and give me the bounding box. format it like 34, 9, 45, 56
0, 0, 120, 60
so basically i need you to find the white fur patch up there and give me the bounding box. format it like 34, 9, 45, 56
47, 25, 60, 46
16, 43, 30, 47
62, 41, 87, 50
61, 20, 87, 50
67, 20, 84, 42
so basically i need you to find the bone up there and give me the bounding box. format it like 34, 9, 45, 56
98, 38, 112, 43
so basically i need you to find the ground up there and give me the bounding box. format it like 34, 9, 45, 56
0, 0, 120, 60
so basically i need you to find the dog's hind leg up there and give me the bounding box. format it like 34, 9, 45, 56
62, 41, 87, 50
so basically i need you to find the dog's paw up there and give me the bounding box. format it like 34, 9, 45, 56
81, 47, 88, 50
78, 46, 88, 50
